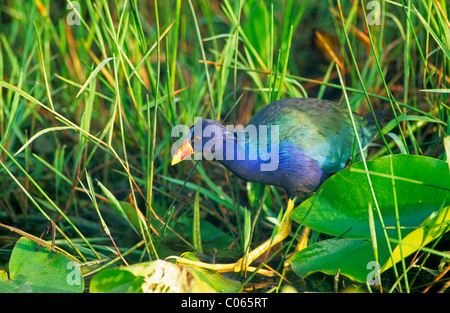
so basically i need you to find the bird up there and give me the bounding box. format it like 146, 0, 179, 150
171, 97, 381, 276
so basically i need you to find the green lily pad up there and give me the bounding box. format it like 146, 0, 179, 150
89, 268, 145, 293
290, 155, 450, 282
291, 205, 450, 283
292, 155, 449, 239
290, 238, 376, 282
0, 237, 84, 293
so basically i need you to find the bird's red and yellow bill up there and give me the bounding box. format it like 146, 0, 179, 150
171, 139, 194, 165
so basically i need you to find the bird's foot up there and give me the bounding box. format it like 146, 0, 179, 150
295, 226, 311, 252
175, 256, 275, 276
283, 226, 310, 268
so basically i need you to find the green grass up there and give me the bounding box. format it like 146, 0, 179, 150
0, 0, 449, 293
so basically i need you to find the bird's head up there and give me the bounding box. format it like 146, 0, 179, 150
171, 119, 236, 166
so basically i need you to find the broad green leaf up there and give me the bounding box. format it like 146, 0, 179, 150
291, 155, 450, 239
0, 237, 84, 293
290, 238, 377, 283
89, 269, 144, 293
290, 155, 450, 282
291, 207, 450, 283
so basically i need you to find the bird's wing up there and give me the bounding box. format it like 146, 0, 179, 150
248, 98, 378, 173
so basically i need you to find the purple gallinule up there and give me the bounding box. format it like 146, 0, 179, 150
171, 97, 380, 276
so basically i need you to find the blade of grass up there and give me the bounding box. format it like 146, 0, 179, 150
169, 0, 182, 90
34, 22, 54, 110
367, 202, 382, 292
188, 0, 216, 119
275, 25, 293, 101
14, 126, 74, 156
193, 188, 203, 254
390, 156, 410, 292
1, 71, 24, 148
147, 0, 161, 217
76, 57, 113, 98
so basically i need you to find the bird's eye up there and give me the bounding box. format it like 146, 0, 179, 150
193, 136, 201, 142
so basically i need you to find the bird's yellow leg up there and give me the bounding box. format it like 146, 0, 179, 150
176, 199, 296, 277
283, 226, 311, 268
175, 257, 274, 276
